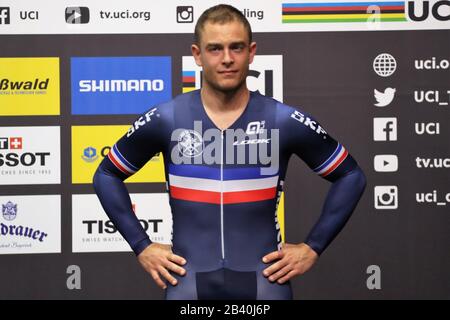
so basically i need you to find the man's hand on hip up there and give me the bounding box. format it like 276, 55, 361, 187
262, 242, 318, 284
137, 243, 187, 290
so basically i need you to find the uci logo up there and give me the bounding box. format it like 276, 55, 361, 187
407, 0, 450, 21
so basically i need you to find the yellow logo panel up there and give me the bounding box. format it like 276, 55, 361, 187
0, 58, 60, 116
72, 125, 165, 184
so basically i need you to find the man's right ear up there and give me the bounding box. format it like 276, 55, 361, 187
191, 44, 202, 67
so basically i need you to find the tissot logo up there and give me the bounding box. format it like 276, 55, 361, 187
72, 194, 172, 252
0, 137, 22, 150
82, 219, 163, 234
65, 7, 90, 24
0, 127, 60, 185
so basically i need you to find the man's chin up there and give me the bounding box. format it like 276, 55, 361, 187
212, 80, 245, 93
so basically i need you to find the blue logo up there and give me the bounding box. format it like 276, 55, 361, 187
71, 57, 172, 114
2, 201, 17, 221
82, 146, 98, 162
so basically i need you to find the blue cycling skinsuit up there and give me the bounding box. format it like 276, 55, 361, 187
93, 90, 366, 300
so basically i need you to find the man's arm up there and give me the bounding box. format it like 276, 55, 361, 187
263, 165, 366, 284
263, 106, 366, 284
92, 107, 186, 289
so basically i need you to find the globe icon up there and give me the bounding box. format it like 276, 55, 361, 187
373, 53, 397, 77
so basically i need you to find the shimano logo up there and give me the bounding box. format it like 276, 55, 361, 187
290, 110, 327, 135
79, 79, 164, 92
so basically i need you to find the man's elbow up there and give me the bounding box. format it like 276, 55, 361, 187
353, 166, 367, 196
92, 167, 101, 192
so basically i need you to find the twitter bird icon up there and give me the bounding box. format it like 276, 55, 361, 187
374, 88, 396, 107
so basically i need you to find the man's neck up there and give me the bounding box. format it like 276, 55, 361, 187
200, 83, 249, 113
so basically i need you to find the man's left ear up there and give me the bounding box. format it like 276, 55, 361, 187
249, 42, 257, 64
191, 44, 203, 67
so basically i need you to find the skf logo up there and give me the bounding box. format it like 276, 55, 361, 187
0, 137, 23, 150
290, 110, 327, 135
126, 107, 159, 137
408, 1, 450, 21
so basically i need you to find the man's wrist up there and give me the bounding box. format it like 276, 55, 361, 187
133, 237, 152, 256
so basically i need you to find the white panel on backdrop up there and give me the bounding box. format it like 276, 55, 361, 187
0, 126, 60, 185
1, 0, 450, 35
182, 55, 283, 102
72, 193, 172, 253
0, 195, 61, 254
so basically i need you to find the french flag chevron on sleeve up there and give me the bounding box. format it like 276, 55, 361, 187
107, 144, 139, 176
313, 143, 349, 178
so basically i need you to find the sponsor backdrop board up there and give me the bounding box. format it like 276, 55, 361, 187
0, 0, 449, 300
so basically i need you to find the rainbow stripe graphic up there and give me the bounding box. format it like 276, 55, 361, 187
182, 71, 196, 93
168, 164, 279, 204
282, 2, 407, 23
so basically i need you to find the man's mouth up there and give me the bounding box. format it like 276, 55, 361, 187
218, 70, 238, 76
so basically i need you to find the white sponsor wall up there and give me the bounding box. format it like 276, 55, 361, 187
72, 193, 172, 253
0, 126, 61, 185
1, 0, 449, 35
0, 195, 61, 254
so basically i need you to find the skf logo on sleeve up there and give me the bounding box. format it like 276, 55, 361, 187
0, 58, 60, 116
127, 107, 159, 137
290, 110, 327, 135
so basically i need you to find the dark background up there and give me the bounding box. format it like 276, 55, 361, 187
0, 30, 449, 299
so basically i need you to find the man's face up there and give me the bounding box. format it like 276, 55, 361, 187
192, 20, 257, 93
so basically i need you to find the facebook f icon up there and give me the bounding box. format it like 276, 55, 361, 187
374, 118, 397, 141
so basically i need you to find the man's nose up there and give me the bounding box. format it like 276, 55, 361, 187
222, 48, 234, 66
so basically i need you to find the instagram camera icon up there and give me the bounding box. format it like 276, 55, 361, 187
177, 6, 194, 23
374, 186, 398, 210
